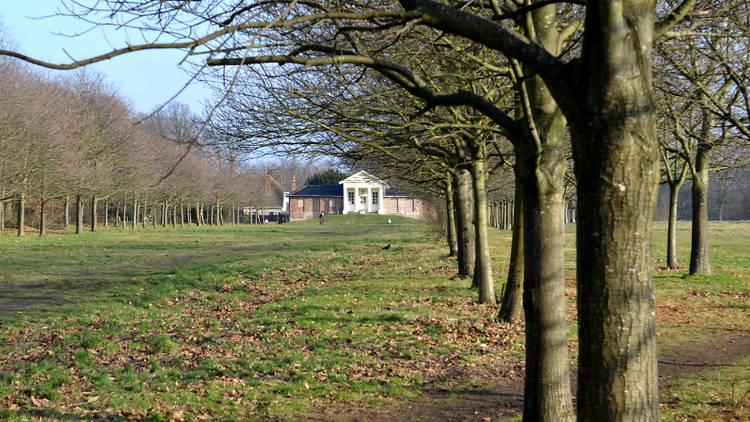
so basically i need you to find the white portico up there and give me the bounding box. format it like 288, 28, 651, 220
340, 171, 385, 214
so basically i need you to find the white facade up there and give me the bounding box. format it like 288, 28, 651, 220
339, 171, 385, 214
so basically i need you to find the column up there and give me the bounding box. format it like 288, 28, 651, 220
378, 187, 384, 214
367, 187, 372, 213
354, 187, 359, 213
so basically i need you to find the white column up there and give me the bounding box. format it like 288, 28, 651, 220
367, 187, 372, 213
378, 187, 384, 214
354, 186, 359, 213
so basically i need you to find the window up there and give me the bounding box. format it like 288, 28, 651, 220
348, 191, 355, 204
372, 191, 379, 205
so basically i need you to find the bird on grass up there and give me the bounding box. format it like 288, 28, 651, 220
382, 244, 391, 250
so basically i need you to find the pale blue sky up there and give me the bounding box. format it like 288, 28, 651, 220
0, 1, 212, 114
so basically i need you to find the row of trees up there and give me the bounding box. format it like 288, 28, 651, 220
0, 62, 332, 237
1, 0, 748, 420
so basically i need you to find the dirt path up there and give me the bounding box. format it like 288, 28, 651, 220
323, 329, 750, 422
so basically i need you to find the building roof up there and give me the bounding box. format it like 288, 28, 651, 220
339, 170, 385, 185
289, 184, 343, 197
289, 183, 413, 198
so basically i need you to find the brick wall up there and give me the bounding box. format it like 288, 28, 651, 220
382, 197, 433, 220
289, 197, 342, 221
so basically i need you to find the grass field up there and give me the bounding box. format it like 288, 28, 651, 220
0, 216, 747, 421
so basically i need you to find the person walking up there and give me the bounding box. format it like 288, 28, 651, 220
319, 210, 325, 225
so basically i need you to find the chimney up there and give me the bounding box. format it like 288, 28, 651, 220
292, 175, 296, 191
264, 169, 272, 191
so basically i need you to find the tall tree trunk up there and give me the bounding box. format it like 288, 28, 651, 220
666, 180, 683, 269
64, 195, 70, 229
172, 204, 177, 228
469, 152, 495, 304
571, 2, 659, 418
121, 200, 127, 229
689, 112, 712, 275
75, 194, 83, 234
91, 196, 97, 232
132, 195, 138, 230
39, 199, 47, 237
498, 180, 524, 321
518, 140, 573, 421
455, 169, 475, 279
142, 202, 147, 229
180, 201, 185, 228
104, 199, 109, 228
16, 194, 25, 237
445, 174, 458, 257
0, 192, 4, 232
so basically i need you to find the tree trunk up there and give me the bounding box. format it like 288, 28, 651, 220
142, 202, 147, 229
689, 115, 712, 275
39, 199, 47, 237
572, 3, 659, 418
518, 141, 573, 421
75, 194, 83, 234
455, 169, 475, 279
180, 201, 185, 228
469, 153, 495, 304
16, 194, 25, 237
172, 204, 177, 228
64, 195, 70, 229
498, 181, 524, 321
91, 196, 97, 232
445, 174, 458, 257
104, 199, 109, 228
132, 196, 138, 230
666, 180, 683, 269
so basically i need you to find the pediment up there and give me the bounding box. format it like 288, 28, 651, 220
339, 171, 385, 186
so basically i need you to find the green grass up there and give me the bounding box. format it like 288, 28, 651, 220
0, 217, 747, 421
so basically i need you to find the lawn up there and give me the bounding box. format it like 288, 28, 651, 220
0, 217, 747, 421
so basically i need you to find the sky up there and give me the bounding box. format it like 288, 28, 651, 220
0, 1, 213, 114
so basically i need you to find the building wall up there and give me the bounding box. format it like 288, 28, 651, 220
381, 197, 432, 220
289, 197, 342, 221
290, 195, 432, 221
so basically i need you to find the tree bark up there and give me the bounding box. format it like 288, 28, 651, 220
64, 195, 70, 229
91, 196, 97, 232
455, 169, 475, 279
572, 3, 660, 419
16, 194, 25, 237
75, 194, 83, 234
132, 195, 138, 230
180, 201, 185, 228
39, 199, 47, 237
104, 199, 109, 228
469, 151, 495, 304
172, 203, 177, 228
689, 112, 712, 275
445, 173, 458, 257
666, 180, 683, 269
142, 201, 147, 229
498, 180, 524, 322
